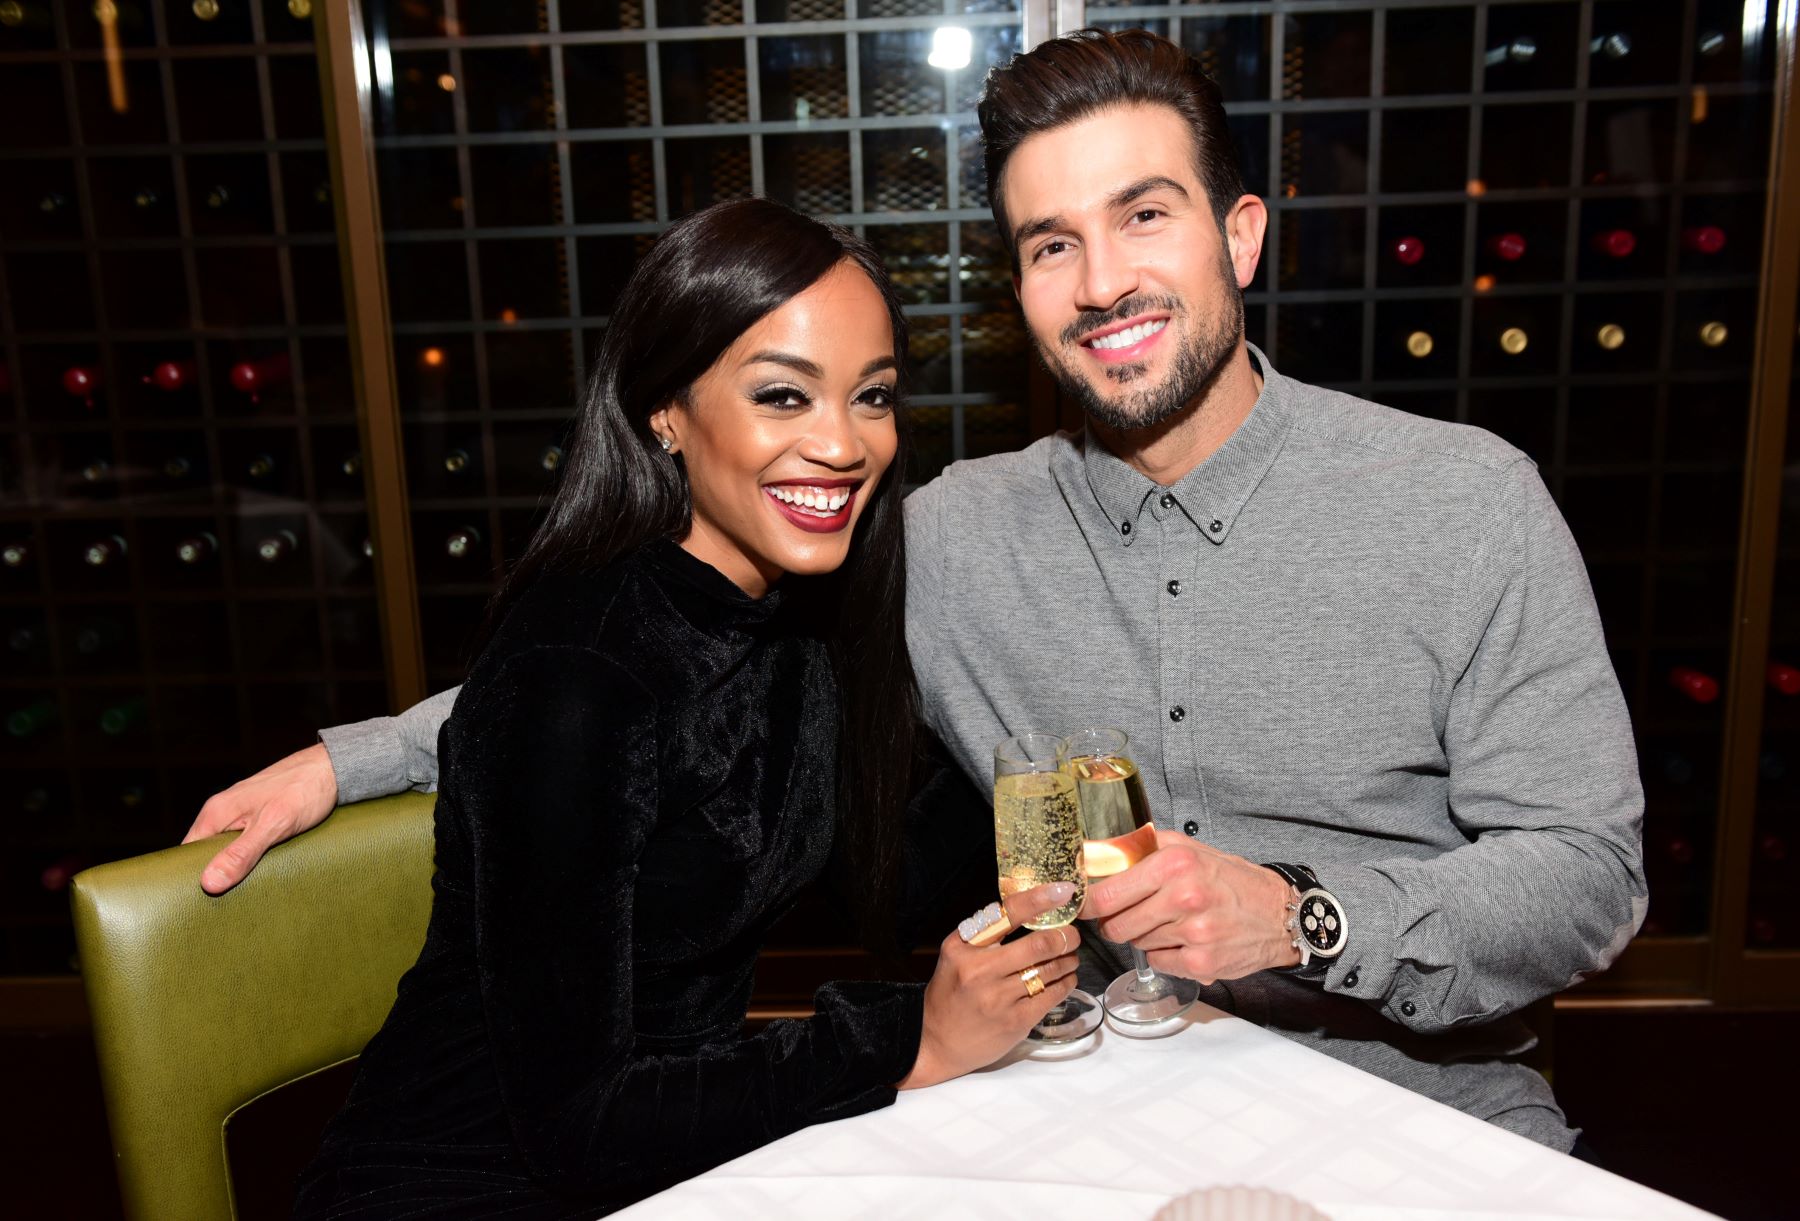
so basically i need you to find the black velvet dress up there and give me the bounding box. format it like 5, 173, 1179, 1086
294, 540, 929, 1218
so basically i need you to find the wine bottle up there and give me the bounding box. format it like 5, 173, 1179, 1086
1769, 661, 1800, 696
445, 526, 483, 559
62, 365, 102, 408
132, 185, 161, 211
1669, 666, 1720, 704
80, 458, 112, 483
1698, 30, 1727, 57
256, 529, 298, 562
229, 353, 291, 401
540, 444, 565, 473
1682, 225, 1727, 255
246, 453, 276, 480
2, 541, 29, 568
1485, 232, 1528, 261
1595, 324, 1626, 350
40, 855, 85, 893
1484, 36, 1537, 66
99, 697, 147, 736
341, 451, 362, 477
1405, 331, 1434, 358
146, 359, 195, 392
38, 190, 69, 216
1698, 321, 1729, 348
176, 532, 218, 565
1389, 236, 1425, 266
74, 618, 124, 657
1498, 327, 1529, 355
444, 447, 473, 474
1591, 228, 1636, 258
163, 455, 193, 480
361, 537, 374, 559
6, 699, 56, 739
1590, 33, 1632, 59
0, 1, 51, 33
84, 535, 127, 567
201, 184, 232, 211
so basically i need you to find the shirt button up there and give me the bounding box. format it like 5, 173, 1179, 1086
1120, 521, 1132, 536
1345, 971, 1359, 988
1182, 820, 1199, 836
1400, 1001, 1417, 1017
1159, 492, 1175, 509
1209, 519, 1223, 534
1169, 705, 1186, 722
1166, 579, 1181, 597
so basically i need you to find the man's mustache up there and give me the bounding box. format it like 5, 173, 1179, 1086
1058, 295, 1184, 346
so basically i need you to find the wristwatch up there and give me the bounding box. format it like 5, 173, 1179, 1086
1263, 862, 1347, 980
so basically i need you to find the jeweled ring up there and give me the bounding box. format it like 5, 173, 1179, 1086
958, 901, 1011, 947
1020, 966, 1045, 998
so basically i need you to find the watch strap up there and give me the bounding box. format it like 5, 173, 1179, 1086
1263, 862, 1332, 980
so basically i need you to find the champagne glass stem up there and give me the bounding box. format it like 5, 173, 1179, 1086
1133, 946, 1159, 988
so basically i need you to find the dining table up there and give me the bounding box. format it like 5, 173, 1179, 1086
615, 1001, 1714, 1220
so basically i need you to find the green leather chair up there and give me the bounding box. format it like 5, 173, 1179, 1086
70, 791, 438, 1221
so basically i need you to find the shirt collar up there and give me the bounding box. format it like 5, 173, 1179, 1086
1080, 343, 1295, 547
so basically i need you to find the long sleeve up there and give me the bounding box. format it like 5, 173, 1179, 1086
890, 731, 994, 949
1323, 458, 1648, 1031
455, 646, 925, 1198
317, 685, 459, 803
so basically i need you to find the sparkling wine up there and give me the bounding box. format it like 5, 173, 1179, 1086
1065, 752, 1159, 878
994, 770, 1084, 929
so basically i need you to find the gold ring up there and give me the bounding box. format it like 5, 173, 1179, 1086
1020, 966, 1045, 998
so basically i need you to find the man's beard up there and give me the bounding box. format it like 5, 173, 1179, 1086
1033, 256, 1244, 434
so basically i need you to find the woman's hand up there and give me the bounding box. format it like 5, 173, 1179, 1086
898, 883, 1082, 1089
181, 742, 340, 894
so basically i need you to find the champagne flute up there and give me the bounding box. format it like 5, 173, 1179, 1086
1060, 727, 1199, 1035
994, 732, 1101, 1044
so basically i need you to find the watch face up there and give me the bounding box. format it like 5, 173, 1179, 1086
1298, 891, 1345, 957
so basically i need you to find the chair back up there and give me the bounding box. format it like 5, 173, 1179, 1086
70, 792, 437, 1221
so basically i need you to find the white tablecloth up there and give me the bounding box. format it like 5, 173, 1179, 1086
616, 1004, 1713, 1220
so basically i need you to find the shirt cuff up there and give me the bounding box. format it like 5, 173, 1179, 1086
1314, 862, 1430, 1026
318, 716, 410, 806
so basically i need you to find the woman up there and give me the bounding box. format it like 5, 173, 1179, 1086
292, 199, 1079, 1218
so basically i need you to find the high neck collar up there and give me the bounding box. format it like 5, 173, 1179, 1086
640, 537, 785, 627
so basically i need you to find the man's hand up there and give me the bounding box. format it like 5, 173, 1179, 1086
1081, 831, 1301, 983
181, 742, 340, 894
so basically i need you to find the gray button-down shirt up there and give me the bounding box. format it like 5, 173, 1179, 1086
323, 347, 1645, 1151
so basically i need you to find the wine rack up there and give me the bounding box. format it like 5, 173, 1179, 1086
0, 0, 385, 974
0, 0, 1796, 1000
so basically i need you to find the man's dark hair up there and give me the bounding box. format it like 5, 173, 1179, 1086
978, 28, 1246, 269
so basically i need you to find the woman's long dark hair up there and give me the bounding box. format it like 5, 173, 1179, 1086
486, 198, 919, 945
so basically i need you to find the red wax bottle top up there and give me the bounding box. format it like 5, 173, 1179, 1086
1669, 666, 1720, 704
149, 360, 193, 392
62, 365, 102, 397
230, 352, 291, 394
1683, 225, 1727, 255
1594, 228, 1637, 258
1487, 232, 1528, 261
1390, 236, 1426, 266
41, 855, 85, 893
1769, 662, 1800, 696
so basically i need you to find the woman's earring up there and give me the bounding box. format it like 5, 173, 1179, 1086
658, 434, 673, 452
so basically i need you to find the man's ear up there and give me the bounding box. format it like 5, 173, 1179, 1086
1225, 194, 1269, 289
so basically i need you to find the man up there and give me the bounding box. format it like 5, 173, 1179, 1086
188, 30, 1644, 1152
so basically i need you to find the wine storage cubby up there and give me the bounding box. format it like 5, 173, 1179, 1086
1, 0, 1796, 1000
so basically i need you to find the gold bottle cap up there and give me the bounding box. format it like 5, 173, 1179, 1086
1499, 327, 1529, 355
1699, 321, 1728, 347
1405, 331, 1434, 358
444, 450, 469, 473
288, 0, 312, 17
1596, 323, 1626, 350
192, 0, 219, 20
